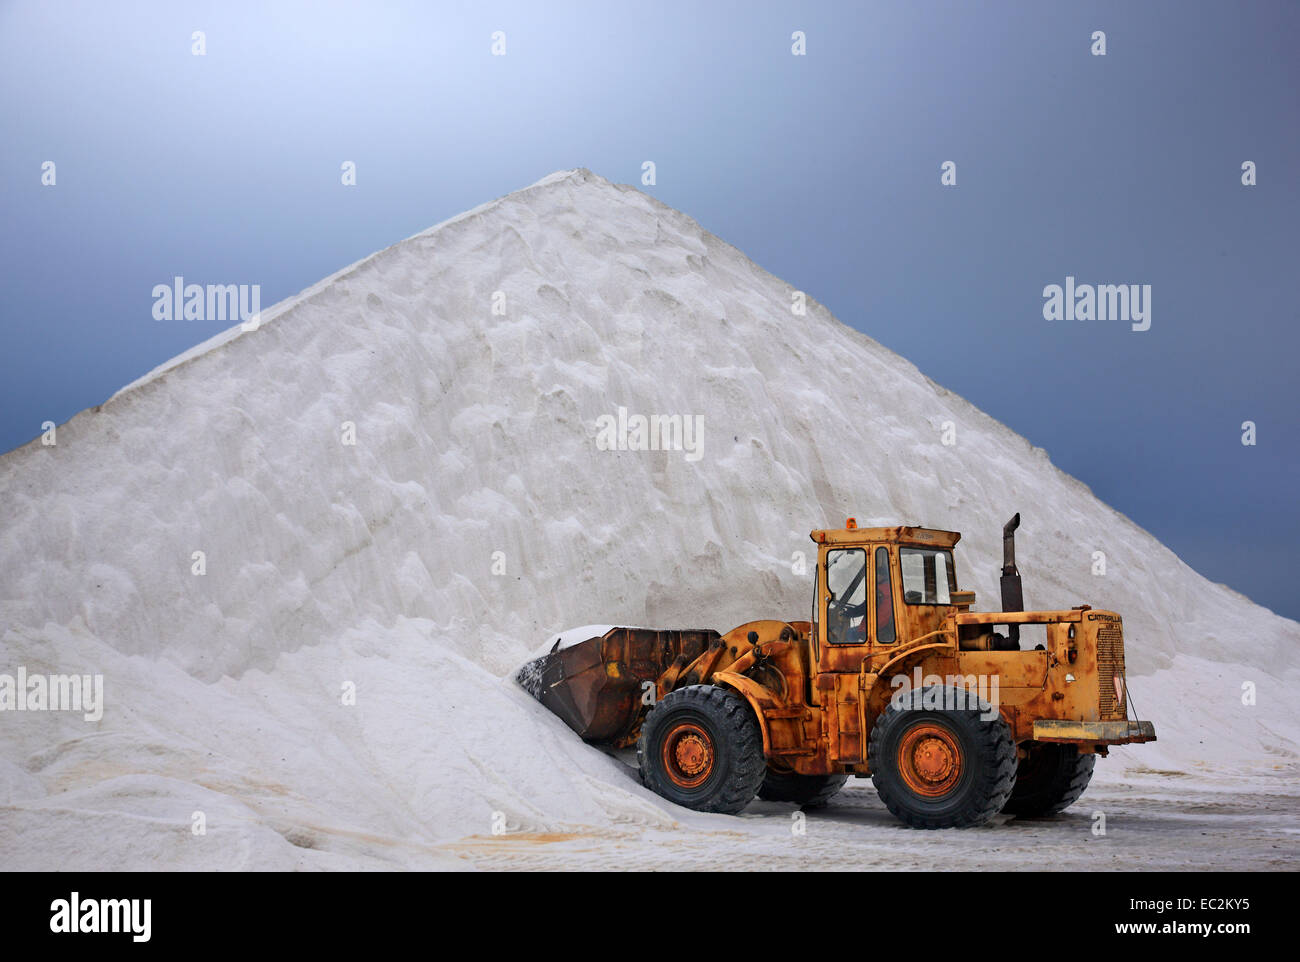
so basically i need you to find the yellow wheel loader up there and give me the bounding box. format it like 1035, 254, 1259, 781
517, 515, 1155, 828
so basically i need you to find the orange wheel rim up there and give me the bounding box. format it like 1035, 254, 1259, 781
662, 722, 715, 789
898, 722, 963, 797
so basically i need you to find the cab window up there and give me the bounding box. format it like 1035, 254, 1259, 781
899, 547, 956, 605
825, 548, 867, 645
875, 546, 896, 643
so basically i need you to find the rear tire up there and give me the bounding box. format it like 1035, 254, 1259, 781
868, 686, 1017, 829
1001, 743, 1096, 817
637, 685, 765, 814
757, 769, 849, 809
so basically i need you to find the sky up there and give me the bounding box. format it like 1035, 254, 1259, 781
1, 0, 1297, 620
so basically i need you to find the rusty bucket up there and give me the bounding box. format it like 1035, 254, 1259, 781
516, 627, 720, 746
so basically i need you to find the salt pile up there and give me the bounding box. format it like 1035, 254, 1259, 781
2, 169, 1296, 869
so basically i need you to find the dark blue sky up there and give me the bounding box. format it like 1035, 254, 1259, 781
2, 1, 1297, 619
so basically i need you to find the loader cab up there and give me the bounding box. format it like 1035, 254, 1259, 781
810, 520, 962, 673
807, 521, 964, 764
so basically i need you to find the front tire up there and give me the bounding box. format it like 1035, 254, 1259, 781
868, 686, 1017, 828
637, 685, 766, 814
1001, 743, 1096, 817
757, 769, 849, 809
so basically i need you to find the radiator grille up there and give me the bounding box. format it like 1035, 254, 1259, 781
1097, 624, 1126, 718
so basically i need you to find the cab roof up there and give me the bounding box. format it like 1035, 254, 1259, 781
809, 523, 961, 548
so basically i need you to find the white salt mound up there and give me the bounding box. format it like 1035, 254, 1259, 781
1, 169, 1296, 869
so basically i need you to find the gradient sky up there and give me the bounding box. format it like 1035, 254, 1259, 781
2, 1, 1297, 620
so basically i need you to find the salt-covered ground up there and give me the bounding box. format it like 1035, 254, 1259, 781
1, 169, 1296, 870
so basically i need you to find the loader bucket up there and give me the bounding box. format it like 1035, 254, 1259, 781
516, 627, 720, 745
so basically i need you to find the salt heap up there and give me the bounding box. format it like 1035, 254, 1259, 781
1, 169, 1295, 869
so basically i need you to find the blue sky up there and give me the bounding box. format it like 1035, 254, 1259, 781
2, 0, 1297, 619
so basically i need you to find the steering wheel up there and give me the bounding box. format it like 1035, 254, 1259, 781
827, 597, 866, 643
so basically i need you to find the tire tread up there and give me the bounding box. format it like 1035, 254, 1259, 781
637, 685, 765, 814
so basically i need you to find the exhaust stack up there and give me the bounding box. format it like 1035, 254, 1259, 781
1000, 513, 1024, 645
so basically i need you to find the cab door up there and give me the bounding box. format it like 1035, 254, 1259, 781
814, 545, 886, 762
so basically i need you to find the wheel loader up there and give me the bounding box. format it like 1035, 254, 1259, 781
517, 515, 1156, 828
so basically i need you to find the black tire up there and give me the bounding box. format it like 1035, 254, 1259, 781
637, 685, 765, 814
757, 769, 849, 809
1001, 743, 1096, 817
868, 686, 1017, 829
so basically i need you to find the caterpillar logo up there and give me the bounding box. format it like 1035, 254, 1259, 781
1087, 612, 1122, 622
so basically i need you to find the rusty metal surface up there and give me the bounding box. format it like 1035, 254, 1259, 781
897, 721, 964, 797
1033, 719, 1157, 744
811, 525, 960, 548
954, 610, 1085, 625
517, 627, 718, 743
